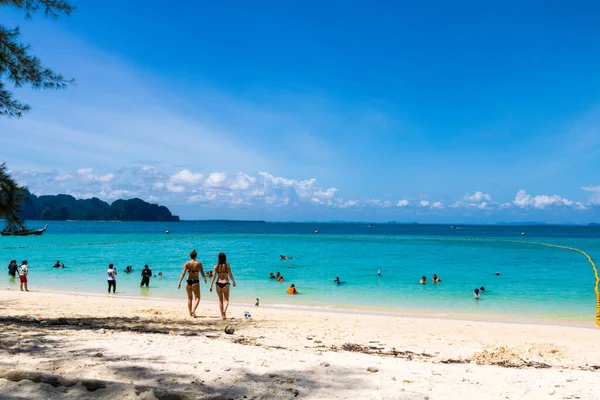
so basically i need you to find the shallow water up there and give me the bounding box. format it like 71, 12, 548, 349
2, 221, 599, 323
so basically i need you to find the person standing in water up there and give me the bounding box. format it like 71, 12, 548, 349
107, 264, 117, 293
19, 260, 29, 291
178, 249, 207, 318
8, 260, 18, 278
140, 264, 152, 287
209, 252, 236, 320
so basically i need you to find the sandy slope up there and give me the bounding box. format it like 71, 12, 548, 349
0, 289, 599, 399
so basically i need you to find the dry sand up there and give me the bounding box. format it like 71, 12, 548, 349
1, 289, 599, 399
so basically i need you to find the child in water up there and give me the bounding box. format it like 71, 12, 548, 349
474, 288, 480, 299
287, 284, 298, 295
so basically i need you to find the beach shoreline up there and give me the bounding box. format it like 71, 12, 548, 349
4, 285, 596, 330
1, 289, 599, 399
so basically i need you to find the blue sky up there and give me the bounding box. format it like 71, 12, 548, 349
2, 1, 600, 222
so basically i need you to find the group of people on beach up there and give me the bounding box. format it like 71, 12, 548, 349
107, 250, 236, 320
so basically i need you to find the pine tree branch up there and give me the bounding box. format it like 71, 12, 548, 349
0, 0, 75, 18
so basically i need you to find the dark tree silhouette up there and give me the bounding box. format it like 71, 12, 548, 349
0, 163, 25, 229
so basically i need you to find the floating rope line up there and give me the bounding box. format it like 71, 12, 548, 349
504, 240, 600, 328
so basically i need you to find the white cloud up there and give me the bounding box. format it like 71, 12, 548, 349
205, 172, 227, 188
431, 201, 444, 209
581, 185, 600, 205
170, 169, 204, 185
54, 173, 73, 181
451, 191, 493, 209
166, 182, 185, 193
75, 168, 115, 183
419, 200, 430, 207
396, 199, 409, 207
465, 191, 492, 202
513, 190, 574, 209
95, 173, 116, 183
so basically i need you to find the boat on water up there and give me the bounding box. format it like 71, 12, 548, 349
1, 224, 48, 236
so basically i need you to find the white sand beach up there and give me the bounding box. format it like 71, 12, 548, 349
1, 289, 599, 399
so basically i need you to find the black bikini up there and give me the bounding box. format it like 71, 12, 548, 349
187, 279, 199, 285
215, 264, 230, 289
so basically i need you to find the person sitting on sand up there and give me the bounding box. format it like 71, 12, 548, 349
209, 252, 237, 320
255, 298, 260, 307
269, 272, 276, 279
287, 284, 298, 295
53, 260, 61, 268
19, 260, 29, 292
432, 274, 441, 283
419, 276, 426, 284
178, 249, 207, 318
474, 288, 480, 299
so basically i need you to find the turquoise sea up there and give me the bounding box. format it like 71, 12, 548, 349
2, 221, 599, 325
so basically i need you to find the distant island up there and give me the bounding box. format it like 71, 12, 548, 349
18, 191, 179, 222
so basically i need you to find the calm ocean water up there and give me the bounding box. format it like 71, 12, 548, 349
2, 221, 599, 324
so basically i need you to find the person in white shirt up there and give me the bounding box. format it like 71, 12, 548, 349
107, 264, 117, 293
19, 260, 29, 292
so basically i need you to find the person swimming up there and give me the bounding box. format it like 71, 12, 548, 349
333, 277, 345, 285
269, 272, 276, 279
432, 274, 441, 283
124, 265, 133, 273
287, 284, 298, 294
158, 272, 163, 278
494, 272, 501, 276
377, 269, 381, 277
279, 255, 293, 260
277, 275, 285, 282
480, 286, 485, 292
53, 260, 61, 268
474, 288, 480, 299
419, 276, 426, 284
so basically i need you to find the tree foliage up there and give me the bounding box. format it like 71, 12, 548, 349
1, 0, 75, 117
0, 163, 25, 227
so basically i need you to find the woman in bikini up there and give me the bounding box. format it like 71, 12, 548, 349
177, 249, 207, 318
209, 252, 236, 320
